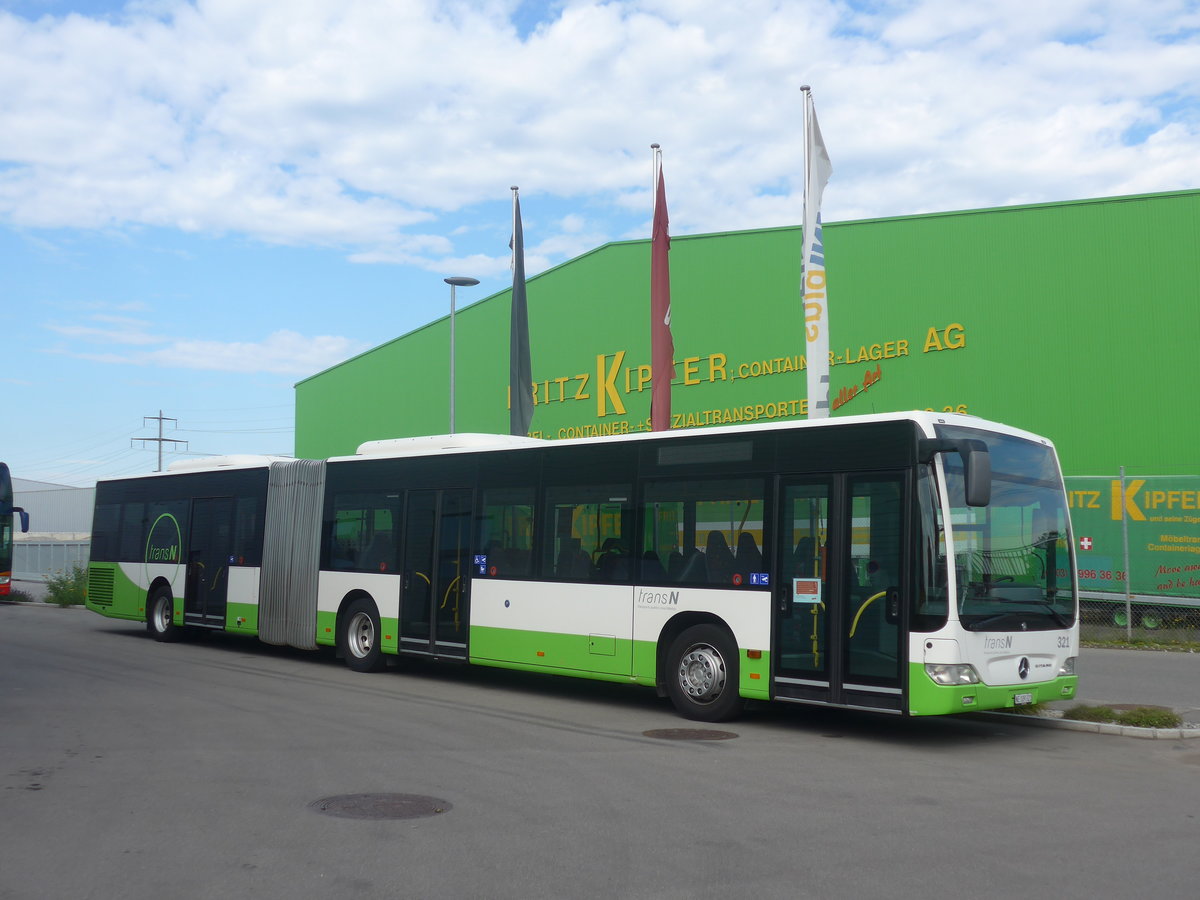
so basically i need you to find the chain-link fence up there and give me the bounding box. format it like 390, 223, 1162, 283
1068, 471, 1200, 644
1080, 597, 1200, 642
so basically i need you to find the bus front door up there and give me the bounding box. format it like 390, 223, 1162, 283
185, 496, 233, 628
774, 474, 906, 712
399, 489, 472, 660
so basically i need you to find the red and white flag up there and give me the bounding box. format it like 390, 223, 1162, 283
650, 146, 675, 432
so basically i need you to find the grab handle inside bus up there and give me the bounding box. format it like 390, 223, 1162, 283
919, 438, 991, 507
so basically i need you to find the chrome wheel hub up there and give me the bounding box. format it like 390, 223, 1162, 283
348, 611, 375, 658
677, 643, 727, 703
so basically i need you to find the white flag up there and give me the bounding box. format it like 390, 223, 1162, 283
802, 89, 833, 418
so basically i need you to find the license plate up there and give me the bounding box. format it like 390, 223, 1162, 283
1013, 692, 1034, 706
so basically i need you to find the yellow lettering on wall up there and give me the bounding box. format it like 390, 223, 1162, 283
1111, 479, 1146, 522
597, 351, 626, 417
924, 323, 966, 353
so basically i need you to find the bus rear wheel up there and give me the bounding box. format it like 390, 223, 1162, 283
666, 624, 743, 722
339, 597, 385, 673
147, 588, 183, 643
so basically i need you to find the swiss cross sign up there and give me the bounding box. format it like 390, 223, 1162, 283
1079, 536, 1093, 551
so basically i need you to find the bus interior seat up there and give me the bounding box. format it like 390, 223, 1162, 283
675, 548, 706, 582
705, 531, 736, 584
792, 536, 816, 578
362, 532, 394, 573
736, 531, 762, 576
556, 537, 592, 578
640, 550, 667, 583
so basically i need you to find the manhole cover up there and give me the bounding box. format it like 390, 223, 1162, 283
642, 728, 738, 741
308, 793, 452, 820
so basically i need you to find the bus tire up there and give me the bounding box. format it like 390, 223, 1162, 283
666, 624, 743, 722
147, 588, 183, 643
339, 597, 385, 673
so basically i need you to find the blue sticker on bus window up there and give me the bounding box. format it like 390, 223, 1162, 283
474, 555, 487, 565
750, 572, 770, 586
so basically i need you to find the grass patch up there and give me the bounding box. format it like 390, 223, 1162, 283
1112, 707, 1183, 729
1063, 704, 1117, 722
1062, 703, 1182, 729
4, 588, 35, 602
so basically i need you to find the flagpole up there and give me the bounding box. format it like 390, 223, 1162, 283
651, 142, 660, 204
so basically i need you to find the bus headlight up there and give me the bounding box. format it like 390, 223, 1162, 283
925, 663, 981, 686
1058, 657, 1077, 676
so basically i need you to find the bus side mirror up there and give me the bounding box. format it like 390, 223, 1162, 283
16, 508, 28, 533
919, 439, 991, 507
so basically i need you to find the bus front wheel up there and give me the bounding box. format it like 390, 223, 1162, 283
339, 597, 385, 673
666, 624, 743, 722
147, 589, 183, 643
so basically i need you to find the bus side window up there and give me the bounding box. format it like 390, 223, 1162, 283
478, 488, 535, 578
542, 487, 632, 583
640, 478, 765, 587
328, 492, 400, 574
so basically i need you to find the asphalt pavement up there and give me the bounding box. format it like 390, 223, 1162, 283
6, 598, 1198, 725
1046, 645, 1200, 727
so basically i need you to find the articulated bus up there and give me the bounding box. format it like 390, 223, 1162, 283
1, 463, 30, 596
85, 412, 1079, 720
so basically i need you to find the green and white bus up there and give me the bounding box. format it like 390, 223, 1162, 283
86, 412, 1079, 720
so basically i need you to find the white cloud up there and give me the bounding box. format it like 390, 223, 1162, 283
44, 307, 369, 375
0, 0, 1196, 269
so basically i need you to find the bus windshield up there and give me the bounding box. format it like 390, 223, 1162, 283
936, 425, 1076, 631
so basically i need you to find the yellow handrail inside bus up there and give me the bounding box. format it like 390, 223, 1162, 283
849, 591, 887, 638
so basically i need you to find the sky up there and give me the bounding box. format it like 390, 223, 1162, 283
2, 0, 1197, 487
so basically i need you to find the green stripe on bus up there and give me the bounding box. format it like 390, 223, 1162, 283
226, 602, 258, 635
316, 610, 337, 647
906, 662, 1078, 716
85, 562, 144, 621
470, 625, 634, 677
470, 625, 771, 700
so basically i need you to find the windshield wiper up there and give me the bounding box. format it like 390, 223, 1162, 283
960, 612, 1015, 631
1028, 602, 1070, 628
961, 603, 1071, 631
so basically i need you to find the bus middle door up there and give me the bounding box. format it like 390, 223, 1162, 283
399, 488, 473, 661
185, 496, 234, 627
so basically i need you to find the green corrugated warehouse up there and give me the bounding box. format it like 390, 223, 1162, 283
295, 188, 1200, 479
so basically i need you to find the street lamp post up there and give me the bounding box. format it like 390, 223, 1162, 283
444, 276, 480, 433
